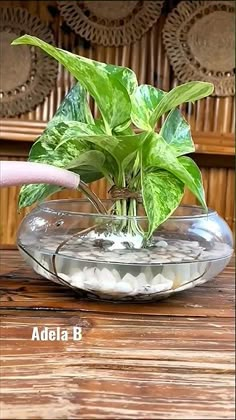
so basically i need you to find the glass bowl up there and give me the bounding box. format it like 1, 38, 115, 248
17, 199, 233, 302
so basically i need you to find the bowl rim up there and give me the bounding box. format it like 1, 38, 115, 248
38, 199, 217, 220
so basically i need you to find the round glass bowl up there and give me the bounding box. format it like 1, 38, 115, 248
17, 200, 233, 302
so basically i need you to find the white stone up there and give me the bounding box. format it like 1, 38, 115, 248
184, 256, 195, 262
119, 255, 133, 263
78, 251, 91, 258
151, 273, 173, 291
151, 257, 170, 263
150, 283, 172, 293
136, 273, 147, 283
156, 240, 168, 248
82, 268, 99, 290
187, 241, 199, 248
172, 252, 187, 258
92, 251, 104, 257
170, 257, 183, 262
70, 271, 86, 288
98, 268, 116, 291
112, 269, 121, 282
115, 282, 133, 295
143, 266, 154, 282
100, 278, 116, 292
122, 273, 138, 291
136, 273, 148, 292
98, 267, 114, 281
162, 266, 176, 282
150, 252, 169, 258
168, 246, 179, 252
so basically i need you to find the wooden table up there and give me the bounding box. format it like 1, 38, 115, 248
0, 249, 235, 419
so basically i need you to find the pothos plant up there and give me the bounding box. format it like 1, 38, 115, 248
12, 35, 214, 240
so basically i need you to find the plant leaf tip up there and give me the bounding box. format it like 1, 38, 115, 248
11, 34, 30, 45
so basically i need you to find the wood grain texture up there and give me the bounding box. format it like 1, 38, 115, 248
0, 250, 235, 419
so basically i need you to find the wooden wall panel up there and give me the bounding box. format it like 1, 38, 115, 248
0, 0, 235, 244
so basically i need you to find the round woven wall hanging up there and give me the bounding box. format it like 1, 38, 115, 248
163, 1, 235, 96
0, 7, 58, 118
57, 1, 164, 46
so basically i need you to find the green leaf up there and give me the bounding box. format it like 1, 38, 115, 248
142, 133, 206, 208
19, 123, 106, 209
142, 170, 184, 238
160, 109, 195, 156
58, 122, 147, 166
27, 81, 94, 162
12, 35, 133, 132
18, 184, 61, 209
150, 81, 214, 127
178, 156, 206, 207
104, 65, 138, 96
28, 122, 90, 164
48, 82, 94, 127
30, 127, 106, 183
131, 85, 165, 130
66, 150, 110, 183
18, 150, 107, 209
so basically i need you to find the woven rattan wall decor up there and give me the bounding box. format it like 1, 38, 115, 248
0, 7, 58, 118
163, 1, 235, 96
57, 1, 164, 47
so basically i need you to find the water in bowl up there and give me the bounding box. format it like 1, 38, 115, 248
18, 232, 232, 302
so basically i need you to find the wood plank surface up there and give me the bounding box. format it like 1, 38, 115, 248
0, 250, 235, 419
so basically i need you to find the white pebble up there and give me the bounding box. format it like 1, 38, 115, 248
70, 271, 86, 288
151, 257, 170, 263
143, 266, 154, 282
98, 268, 116, 291
168, 246, 179, 251
150, 253, 169, 259
183, 256, 195, 261
115, 282, 133, 294
156, 240, 168, 248
122, 273, 138, 290
188, 241, 199, 248
98, 267, 115, 281
78, 251, 91, 258
136, 273, 147, 283
150, 284, 172, 293
119, 255, 133, 263
83, 268, 99, 289
136, 273, 148, 292
100, 278, 116, 292
172, 252, 186, 258
162, 266, 176, 282
151, 273, 173, 291
112, 269, 121, 282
